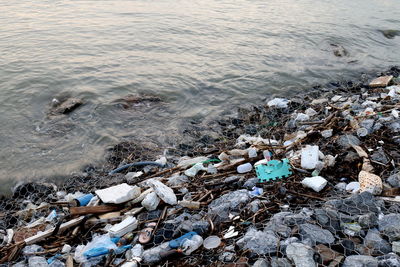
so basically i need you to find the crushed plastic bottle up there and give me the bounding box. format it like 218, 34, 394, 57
182, 234, 203, 255
237, 163, 252, 173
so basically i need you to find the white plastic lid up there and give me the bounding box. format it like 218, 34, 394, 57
203, 235, 221, 249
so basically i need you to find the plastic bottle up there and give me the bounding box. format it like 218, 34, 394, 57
237, 163, 252, 173
182, 234, 203, 255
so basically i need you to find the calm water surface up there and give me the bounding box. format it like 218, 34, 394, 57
0, 0, 399, 189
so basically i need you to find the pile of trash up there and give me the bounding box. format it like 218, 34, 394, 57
2, 68, 400, 266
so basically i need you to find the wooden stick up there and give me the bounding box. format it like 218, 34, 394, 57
70, 205, 121, 216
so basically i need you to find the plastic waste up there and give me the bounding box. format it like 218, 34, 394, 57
295, 113, 310, 122
141, 192, 160, 211
61, 244, 71, 254
95, 184, 141, 204
255, 159, 292, 182
203, 236, 221, 249
356, 127, 368, 137
74, 193, 94, 206
301, 145, 319, 170
109, 216, 138, 237
178, 156, 208, 168
207, 165, 218, 174
301, 176, 327, 192
184, 162, 207, 177
249, 187, 263, 197
182, 234, 203, 255
45, 210, 57, 222
237, 162, 252, 173
150, 180, 177, 205
247, 147, 257, 158
169, 231, 197, 249
263, 150, 272, 161
223, 226, 239, 239
125, 244, 143, 260
321, 129, 333, 138
267, 98, 290, 108
23, 244, 44, 255
28, 256, 48, 267
178, 200, 201, 209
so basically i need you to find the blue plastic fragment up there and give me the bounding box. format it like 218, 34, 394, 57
255, 159, 292, 182
75, 193, 94, 206
169, 231, 197, 249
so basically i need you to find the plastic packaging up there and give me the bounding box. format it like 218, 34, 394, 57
203, 236, 221, 249
267, 98, 289, 108
247, 148, 257, 158
141, 192, 160, 211
109, 216, 138, 237
184, 163, 207, 177
301, 145, 319, 170
356, 127, 368, 137
169, 231, 197, 249
150, 180, 177, 205
182, 234, 203, 255
95, 184, 141, 204
237, 163, 252, 173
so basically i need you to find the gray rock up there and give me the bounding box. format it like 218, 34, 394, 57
264, 222, 291, 238
28, 257, 48, 267
208, 190, 250, 221
342, 255, 378, 267
236, 228, 279, 255
270, 257, 291, 267
244, 177, 259, 189
337, 134, 361, 148
379, 214, 400, 241
286, 243, 316, 267
279, 237, 299, 254
387, 172, 400, 188
253, 258, 270, 267
393, 241, 400, 254
314, 208, 341, 233
371, 148, 389, 165
325, 192, 380, 215
248, 199, 261, 213
359, 213, 379, 228
376, 253, 400, 267
364, 229, 392, 254
299, 223, 335, 245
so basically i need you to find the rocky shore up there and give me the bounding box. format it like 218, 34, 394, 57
1, 66, 400, 267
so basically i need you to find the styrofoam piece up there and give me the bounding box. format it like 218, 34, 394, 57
95, 183, 141, 204
109, 216, 138, 237
150, 180, 177, 205
301, 145, 319, 170
301, 176, 328, 192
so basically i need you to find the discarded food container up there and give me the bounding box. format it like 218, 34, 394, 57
237, 163, 252, 173
255, 159, 292, 182
203, 236, 221, 249
109, 216, 138, 237
301, 145, 319, 170
95, 184, 141, 204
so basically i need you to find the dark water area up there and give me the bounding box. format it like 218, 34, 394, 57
0, 0, 399, 189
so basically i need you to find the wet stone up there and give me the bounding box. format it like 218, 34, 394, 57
299, 223, 335, 245
325, 192, 380, 215
376, 253, 400, 267
342, 255, 378, 267
252, 258, 269, 267
359, 213, 379, 228
371, 148, 389, 165
286, 242, 316, 267
314, 208, 341, 233
236, 228, 279, 255
364, 229, 392, 255
378, 214, 400, 241
270, 257, 291, 267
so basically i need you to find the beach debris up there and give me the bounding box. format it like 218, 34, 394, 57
95, 184, 141, 204
255, 159, 292, 182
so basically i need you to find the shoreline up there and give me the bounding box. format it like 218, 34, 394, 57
1, 66, 400, 266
